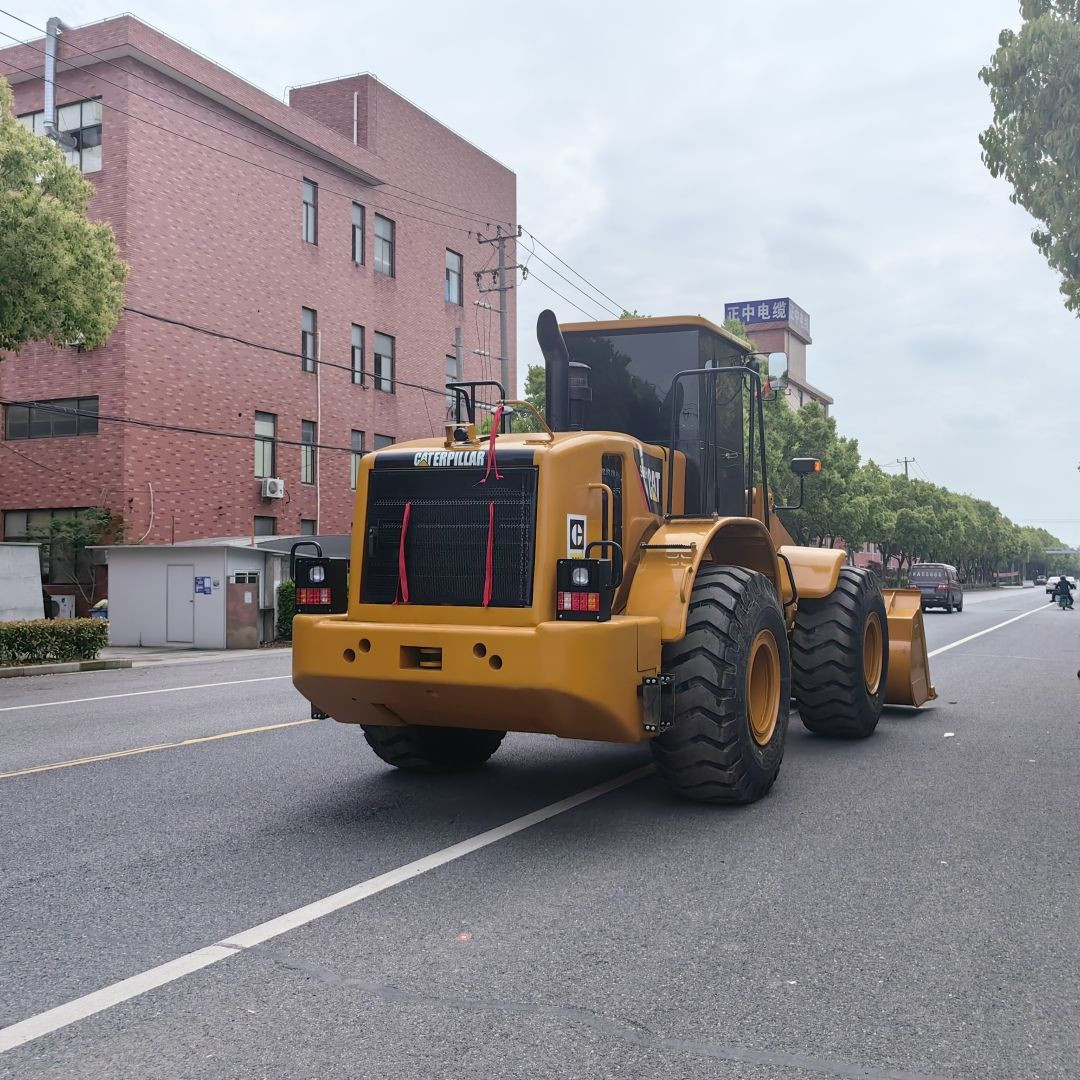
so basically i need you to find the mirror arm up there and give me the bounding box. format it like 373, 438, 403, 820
774, 474, 805, 513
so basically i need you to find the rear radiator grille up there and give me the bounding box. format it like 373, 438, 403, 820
361, 467, 538, 607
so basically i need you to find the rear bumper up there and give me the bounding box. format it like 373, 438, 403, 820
292, 614, 663, 743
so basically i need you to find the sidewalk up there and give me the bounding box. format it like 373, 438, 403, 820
98, 645, 291, 668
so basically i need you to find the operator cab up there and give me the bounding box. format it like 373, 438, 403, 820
554, 316, 763, 520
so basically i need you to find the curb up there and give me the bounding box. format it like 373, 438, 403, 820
0, 659, 133, 679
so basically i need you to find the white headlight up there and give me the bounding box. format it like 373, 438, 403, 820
571, 566, 589, 587
309, 565, 326, 583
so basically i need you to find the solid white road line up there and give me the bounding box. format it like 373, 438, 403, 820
0, 675, 291, 713
0, 764, 656, 1054
0, 599, 1052, 1054
928, 603, 1046, 659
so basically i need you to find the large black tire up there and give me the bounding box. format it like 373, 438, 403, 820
791, 566, 888, 738
651, 566, 789, 804
361, 724, 506, 772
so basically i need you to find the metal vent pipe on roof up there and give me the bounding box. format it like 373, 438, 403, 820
44, 16, 71, 141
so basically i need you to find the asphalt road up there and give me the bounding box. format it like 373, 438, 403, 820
1, 587, 1077, 1079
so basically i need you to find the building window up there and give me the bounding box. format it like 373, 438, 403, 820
302, 179, 318, 244
351, 324, 365, 386
19, 99, 102, 173
445, 354, 461, 410
254, 411, 276, 478
3, 508, 89, 584
374, 214, 395, 276
300, 420, 317, 485
4, 397, 98, 439
253, 516, 277, 536
300, 519, 317, 535
301, 307, 317, 373
374, 434, 394, 449
351, 429, 365, 489
373, 333, 395, 393
352, 202, 365, 265
445, 249, 463, 305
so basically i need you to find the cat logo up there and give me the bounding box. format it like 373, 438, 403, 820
634, 445, 664, 514
412, 450, 488, 468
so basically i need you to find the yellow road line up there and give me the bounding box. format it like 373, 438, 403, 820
0, 717, 321, 780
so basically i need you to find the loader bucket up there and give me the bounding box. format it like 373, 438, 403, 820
882, 589, 937, 707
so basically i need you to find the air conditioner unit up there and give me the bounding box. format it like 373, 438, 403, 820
261, 477, 285, 499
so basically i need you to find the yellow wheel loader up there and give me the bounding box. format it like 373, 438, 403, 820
291, 311, 935, 803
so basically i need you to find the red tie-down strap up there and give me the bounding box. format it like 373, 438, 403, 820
393, 501, 412, 605
480, 404, 505, 483
482, 500, 496, 608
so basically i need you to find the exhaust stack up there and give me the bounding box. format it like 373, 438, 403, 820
536, 309, 570, 431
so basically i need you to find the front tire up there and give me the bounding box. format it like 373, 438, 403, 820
792, 566, 888, 738
651, 566, 789, 804
361, 724, 506, 772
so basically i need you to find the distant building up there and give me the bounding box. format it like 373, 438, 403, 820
724, 297, 832, 414
0, 15, 516, 607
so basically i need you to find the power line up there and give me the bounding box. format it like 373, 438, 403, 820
122, 306, 453, 400
521, 248, 622, 319
522, 229, 628, 314
0, 8, 517, 231
0, 397, 358, 453
0, 33, 493, 238
523, 270, 604, 321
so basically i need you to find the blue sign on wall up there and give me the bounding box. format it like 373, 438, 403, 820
724, 297, 810, 335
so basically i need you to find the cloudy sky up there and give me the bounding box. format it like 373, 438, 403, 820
9, 1, 1077, 543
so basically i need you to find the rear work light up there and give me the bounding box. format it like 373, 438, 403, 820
555, 541, 623, 623
292, 548, 349, 615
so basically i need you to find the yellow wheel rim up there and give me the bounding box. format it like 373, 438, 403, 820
746, 630, 781, 746
863, 612, 883, 695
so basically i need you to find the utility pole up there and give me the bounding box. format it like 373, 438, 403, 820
896, 456, 914, 480
476, 226, 523, 396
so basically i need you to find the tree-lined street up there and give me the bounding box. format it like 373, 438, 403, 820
2, 587, 1078, 1079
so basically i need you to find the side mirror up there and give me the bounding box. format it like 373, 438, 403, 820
776, 458, 821, 512
790, 457, 821, 476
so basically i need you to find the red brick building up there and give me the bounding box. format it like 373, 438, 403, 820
0, 16, 516, 575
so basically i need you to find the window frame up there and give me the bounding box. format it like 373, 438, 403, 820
373, 434, 395, 450
445, 249, 463, 305
445, 354, 462, 410
301, 307, 317, 374
351, 324, 365, 386
4, 397, 98, 440
373, 332, 395, 394
302, 178, 318, 245
2, 507, 90, 584
21, 99, 102, 173
300, 519, 317, 535
352, 202, 365, 265
300, 420, 317, 485
254, 411, 277, 478
253, 515, 277, 537
350, 429, 366, 490
374, 214, 395, 277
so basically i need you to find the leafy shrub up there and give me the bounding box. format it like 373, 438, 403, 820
276, 579, 296, 641
0, 618, 109, 665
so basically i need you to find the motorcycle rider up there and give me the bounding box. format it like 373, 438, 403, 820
1053, 575, 1075, 609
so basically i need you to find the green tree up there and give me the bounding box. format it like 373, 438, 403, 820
524, 363, 545, 416
979, 2, 1080, 312
30, 507, 119, 604
0, 77, 127, 352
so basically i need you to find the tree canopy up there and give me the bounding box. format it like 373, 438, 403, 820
519, 341, 1071, 580
0, 77, 127, 352
979, 1, 1080, 313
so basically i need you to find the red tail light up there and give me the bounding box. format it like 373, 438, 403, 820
297, 587, 332, 606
